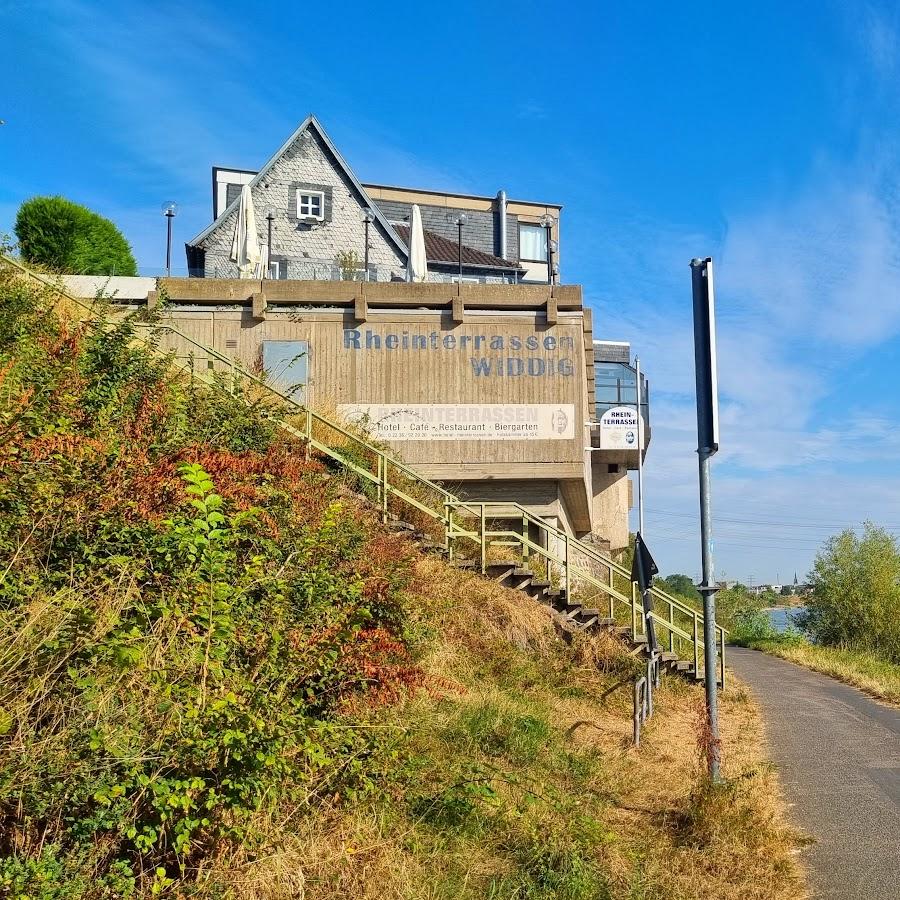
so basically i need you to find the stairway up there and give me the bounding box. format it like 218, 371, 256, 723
1, 255, 723, 687
388, 515, 697, 680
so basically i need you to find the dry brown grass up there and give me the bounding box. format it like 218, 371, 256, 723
215, 554, 808, 900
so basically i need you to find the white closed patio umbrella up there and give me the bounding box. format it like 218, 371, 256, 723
230, 184, 261, 279
406, 204, 428, 282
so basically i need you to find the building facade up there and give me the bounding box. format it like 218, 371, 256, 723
187, 116, 560, 285
61, 115, 650, 552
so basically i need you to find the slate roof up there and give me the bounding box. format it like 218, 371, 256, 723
393, 225, 523, 271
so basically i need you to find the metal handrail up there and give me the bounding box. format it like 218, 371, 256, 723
0, 255, 725, 684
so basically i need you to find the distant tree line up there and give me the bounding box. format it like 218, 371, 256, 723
656, 523, 900, 663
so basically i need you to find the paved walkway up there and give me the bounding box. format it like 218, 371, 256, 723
728, 648, 900, 900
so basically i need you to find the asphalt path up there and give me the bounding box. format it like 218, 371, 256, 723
728, 647, 900, 900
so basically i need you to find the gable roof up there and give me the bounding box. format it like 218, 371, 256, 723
188, 115, 408, 259
394, 225, 524, 271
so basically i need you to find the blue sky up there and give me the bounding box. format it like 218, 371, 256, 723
3, 0, 900, 584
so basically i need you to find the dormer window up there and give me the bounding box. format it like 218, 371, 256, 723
297, 190, 325, 221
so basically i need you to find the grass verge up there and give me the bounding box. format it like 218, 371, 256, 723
740, 639, 900, 706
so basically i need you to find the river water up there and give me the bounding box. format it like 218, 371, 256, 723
765, 606, 807, 633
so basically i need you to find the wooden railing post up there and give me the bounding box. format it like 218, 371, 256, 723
304, 409, 313, 461
445, 501, 453, 560
668, 600, 675, 654
381, 456, 389, 523
564, 533, 571, 600
376, 454, 383, 512
719, 627, 726, 689
479, 503, 487, 574
693, 613, 700, 681
521, 515, 529, 561
608, 564, 615, 619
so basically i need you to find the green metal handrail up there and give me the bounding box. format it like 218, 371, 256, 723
0, 256, 725, 685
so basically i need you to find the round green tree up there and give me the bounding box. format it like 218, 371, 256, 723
14, 195, 138, 276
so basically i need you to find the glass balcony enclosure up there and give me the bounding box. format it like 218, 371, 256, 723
594, 361, 650, 425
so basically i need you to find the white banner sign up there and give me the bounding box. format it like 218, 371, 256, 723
598, 405, 644, 450
339, 404, 576, 441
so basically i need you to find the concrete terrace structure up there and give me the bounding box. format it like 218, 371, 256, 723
188, 116, 560, 284
58, 270, 645, 552
57, 115, 649, 551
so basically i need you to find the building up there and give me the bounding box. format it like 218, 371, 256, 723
590, 340, 650, 550
67, 116, 649, 552
187, 116, 560, 285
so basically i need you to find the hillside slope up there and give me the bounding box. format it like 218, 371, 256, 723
0, 270, 805, 899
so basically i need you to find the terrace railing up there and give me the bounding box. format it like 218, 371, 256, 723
0, 256, 725, 686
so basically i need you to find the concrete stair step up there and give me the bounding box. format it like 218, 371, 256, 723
486, 560, 519, 572
387, 520, 416, 533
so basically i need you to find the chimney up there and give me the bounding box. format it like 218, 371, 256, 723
496, 190, 508, 259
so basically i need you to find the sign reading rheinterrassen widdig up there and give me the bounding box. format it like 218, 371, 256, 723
598, 406, 644, 450
339, 404, 576, 441
342, 328, 576, 378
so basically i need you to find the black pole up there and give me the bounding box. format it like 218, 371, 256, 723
165, 211, 173, 277
364, 218, 370, 280
545, 224, 553, 284
690, 256, 721, 782
457, 222, 463, 280
266, 215, 273, 279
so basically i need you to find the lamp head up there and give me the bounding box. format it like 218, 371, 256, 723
446, 212, 468, 226
362, 207, 376, 223
264, 206, 276, 221
539, 213, 555, 228
161, 201, 178, 217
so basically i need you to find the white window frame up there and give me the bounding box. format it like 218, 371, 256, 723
519, 223, 547, 262
297, 190, 325, 221
268, 259, 281, 279
450, 275, 481, 283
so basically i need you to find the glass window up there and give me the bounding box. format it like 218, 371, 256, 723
297, 191, 324, 220
595, 363, 642, 406
595, 383, 619, 403
262, 340, 309, 400
519, 223, 547, 261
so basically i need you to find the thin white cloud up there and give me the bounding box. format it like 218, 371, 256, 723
722, 175, 900, 347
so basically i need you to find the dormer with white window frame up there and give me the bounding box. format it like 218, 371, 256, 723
297, 189, 325, 222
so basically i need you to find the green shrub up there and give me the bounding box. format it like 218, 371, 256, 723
0, 272, 418, 894
14, 195, 137, 275
802, 524, 900, 662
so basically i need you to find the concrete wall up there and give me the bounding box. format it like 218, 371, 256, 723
157, 307, 589, 470
590, 465, 632, 551
198, 129, 407, 281
60, 275, 157, 301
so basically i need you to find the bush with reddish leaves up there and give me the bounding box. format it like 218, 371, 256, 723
0, 271, 427, 896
